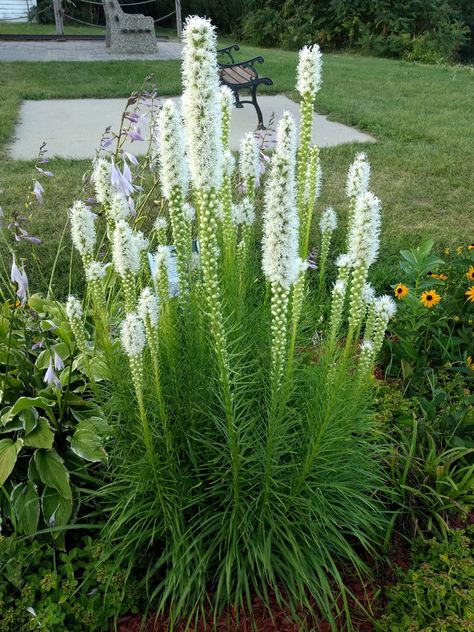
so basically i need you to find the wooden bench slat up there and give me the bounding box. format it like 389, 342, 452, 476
220, 65, 256, 85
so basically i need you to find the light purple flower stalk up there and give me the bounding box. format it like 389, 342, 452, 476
11, 257, 28, 306
53, 350, 65, 371
33, 181, 44, 202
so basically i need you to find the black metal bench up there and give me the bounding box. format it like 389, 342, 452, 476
217, 44, 273, 129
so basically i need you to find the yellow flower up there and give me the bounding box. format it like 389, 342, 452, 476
456, 246, 464, 255
427, 271, 447, 280
421, 290, 441, 308
394, 283, 409, 300
467, 356, 474, 371
444, 247, 450, 256
466, 266, 474, 281
465, 286, 474, 303
468, 243, 474, 251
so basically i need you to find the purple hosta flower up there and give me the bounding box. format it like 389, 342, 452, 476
127, 129, 145, 142
17, 227, 41, 244
33, 181, 44, 202
53, 350, 64, 371
44, 358, 61, 389
124, 112, 140, 123
101, 137, 114, 149
111, 158, 134, 197
128, 196, 136, 216
124, 152, 139, 166
32, 340, 45, 350
35, 167, 54, 177
11, 257, 28, 306
259, 151, 270, 178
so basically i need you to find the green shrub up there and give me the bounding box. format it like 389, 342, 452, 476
0, 534, 139, 632
377, 526, 474, 631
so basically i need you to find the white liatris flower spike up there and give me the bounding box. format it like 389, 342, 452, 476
347, 184, 381, 335
137, 287, 159, 329
276, 111, 297, 170
156, 99, 189, 200
328, 278, 347, 344
262, 152, 300, 289
65, 295, 87, 352
296, 44, 323, 98
183, 203, 196, 222
362, 282, 376, 305
370, 294, 397, 359
181, 16, 223, 192
346, 152, 371, 199
232, 198, 255, 226
319, 207, 337, 234
121, 311, 146, 358
336, 253, 353, 271
358, 338, 375, 378
318, 207, 337, 285
223, 150, 235, 179
92, 157, 112, 205
85, 260, 107, 283
219, 85, 234, 149
348, 191, 381, 269
108, 192, 131, 224
239, 132, 259, 194
112, 220, 144, 279
69, 201, 96, 262
153, 245, 171, 302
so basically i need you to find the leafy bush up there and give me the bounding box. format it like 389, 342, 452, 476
385, 240, 474, 392
0, 534, 139, 631
377, 526, 474, 631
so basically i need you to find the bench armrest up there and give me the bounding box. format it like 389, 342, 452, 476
217, 43, 240, 63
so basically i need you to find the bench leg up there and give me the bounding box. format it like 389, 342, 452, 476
233, 88, 243, 109
251, 85, 265, 129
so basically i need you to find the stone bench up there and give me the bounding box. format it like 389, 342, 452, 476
103, 0, 157, 54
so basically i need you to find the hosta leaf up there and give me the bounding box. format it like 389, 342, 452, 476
71, 424, 107, 463
42, 487, 73, 539
0, 439, 22, 485
34, 450, 72, 499
2, 397, 52, 424
11, 481, 40, 536
24, 418, 55, 450
21, 408, 39, 434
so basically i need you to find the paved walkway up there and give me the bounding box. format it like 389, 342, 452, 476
8, 94, 375, 160
0, 39, 183, 61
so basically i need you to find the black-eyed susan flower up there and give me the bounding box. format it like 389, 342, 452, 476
465, 266, 474, 282
444, 247, 450, 256
394, 283, 409, 299
427, 271, 448, 280
468, 244, 474, 251
456, 246, 463, 255
465, 286, 474, 303
421, 290, 441, 308
467, 356, 474, 371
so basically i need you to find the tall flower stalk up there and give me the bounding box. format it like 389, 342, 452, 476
156, 100, 191, 302
111, 220, 147, 312
318, 207, 337, 287
345, 153, 370, 250
296, 44, 322, 222
300, 145, 321, 257
181, 15, 238, 508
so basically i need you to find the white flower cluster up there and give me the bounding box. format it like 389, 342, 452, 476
112, 220, 147, 277
154, 244, 171, 274
239, 132, 259, 186
156, 100, 189, 199
232, 198, 255, 226
348, 192, 381, 268
346, 153, 370, 199
154, 217, 168, 233
181, 16, 223, 191
362, 282, 376, 304
108, 192, 131, 223
92, 157, 112, 205
183, 203, 196, 222
137, 287, 159, 328
333, 278, 346, 297
296, 44, 323, 97
121, 312, 146, 357
69, 201, 97, 257
374, 294, 397, 320
319, 207, 337, 234
262, 126, 300, 289
336, 253, 353, 271
276, 111, 297, 168
65, 295, 83, 321
85, 261, 107, 283
219, 85, 234, 114
223, 150, 235, 179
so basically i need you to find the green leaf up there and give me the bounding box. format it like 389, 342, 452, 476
42, 487, 73, 538
0, 439, 22, 485
34, 450, 72, 499
2, 396, 52, 424
35, 343, 70, 370
24, 418, 55, 450
11, 481, 40, 536
71, 422, 108, 462
21, 408, 39, 434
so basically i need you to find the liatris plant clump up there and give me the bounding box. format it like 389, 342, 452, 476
58, 16, 395, 631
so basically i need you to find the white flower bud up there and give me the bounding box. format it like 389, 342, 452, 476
296, 44, 323, 97
137, 287, 159, 328
319, 207, 337, 234
65, 295, 83, 321
346, 153, 370, 199
156, 99, 189, 199
69, 200, 96, 257
121, 312, 146, 357
92, 157, 112, 205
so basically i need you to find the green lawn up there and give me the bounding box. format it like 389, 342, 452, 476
1, 41, 473, 295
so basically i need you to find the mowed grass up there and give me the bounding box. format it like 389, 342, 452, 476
1, 42, 473, 296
